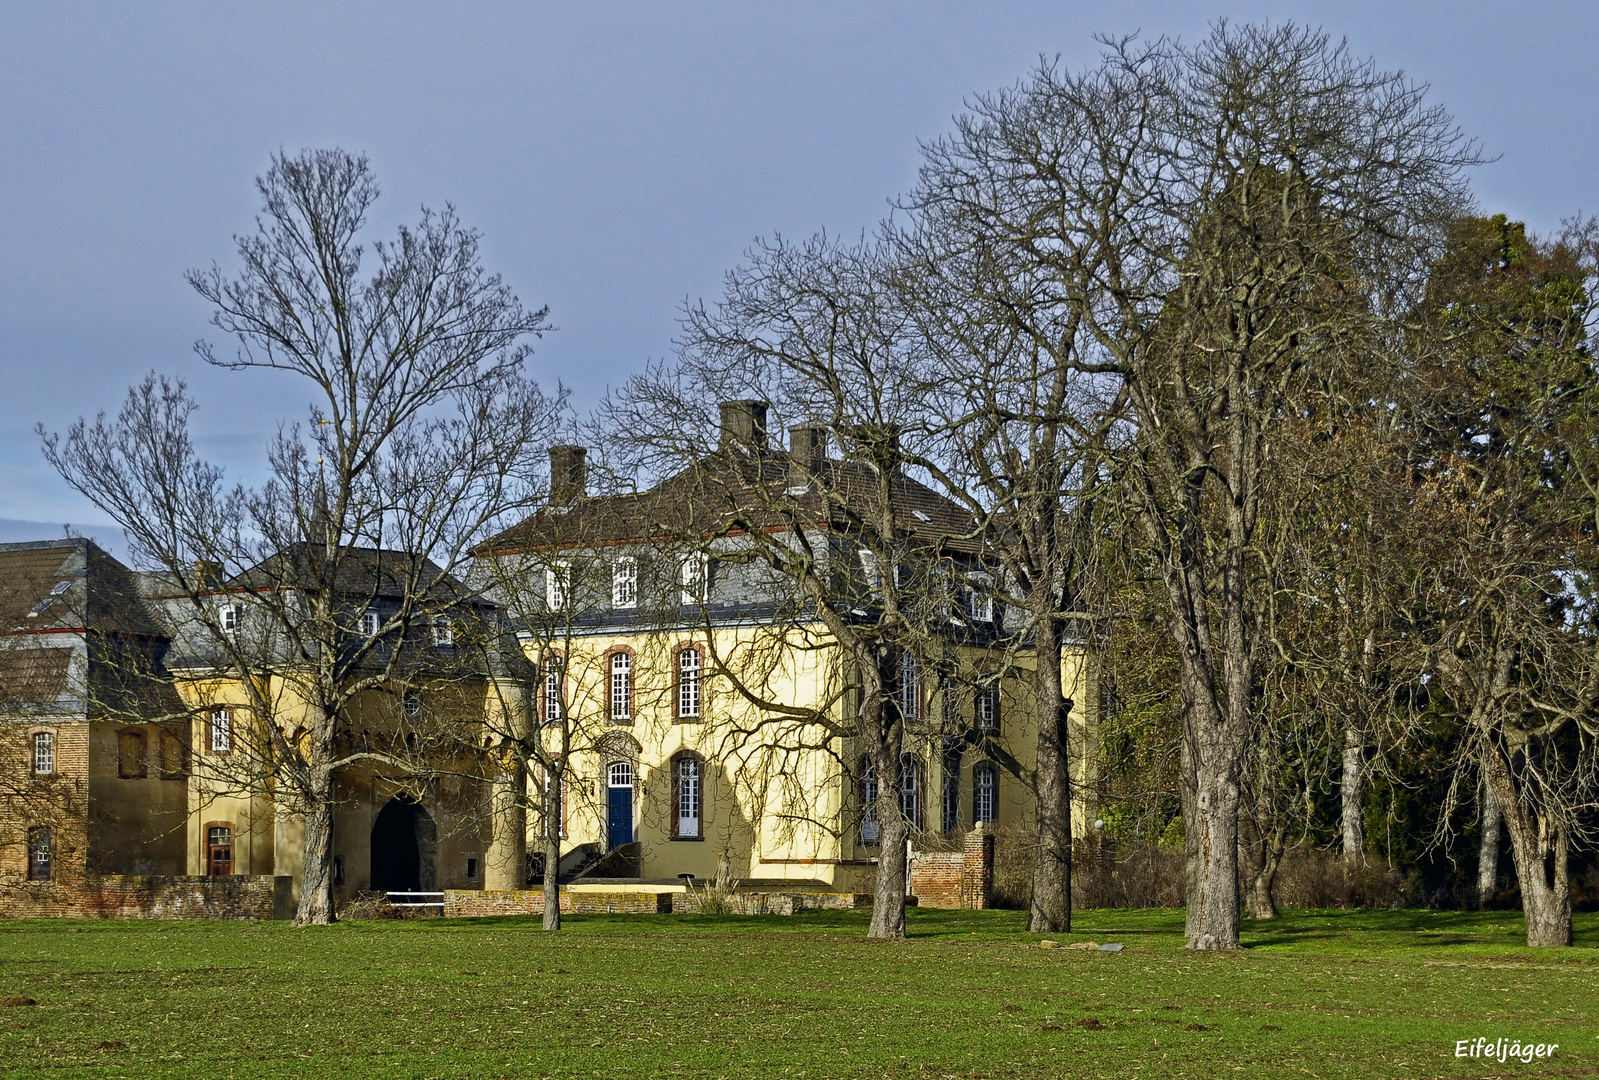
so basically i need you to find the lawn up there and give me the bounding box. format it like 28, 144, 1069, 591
0, 907, 1594, 1079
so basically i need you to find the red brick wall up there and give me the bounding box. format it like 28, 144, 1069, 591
0, 874, 292, 920
910, 827, 994, 909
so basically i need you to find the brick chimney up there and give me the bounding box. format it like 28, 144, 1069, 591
718, 400, 768, 452
788, 425, 828, 486
549, 445, 587, 504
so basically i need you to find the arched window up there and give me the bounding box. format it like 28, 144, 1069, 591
542, 655, 565, 721
206, 824, 234, 876
118, 729, 147, 779
609, 651, 633, 721
676, 647, 703, 719
973, 761, 999, 824
858, 757, 879, 845
26, 827, 51, 881
899, 754, 925, 832
674, 753, 703, 838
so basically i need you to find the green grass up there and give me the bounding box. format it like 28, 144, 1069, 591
0, 908, 1594, 1078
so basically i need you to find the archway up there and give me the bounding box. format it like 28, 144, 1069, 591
370, 796, 437, 892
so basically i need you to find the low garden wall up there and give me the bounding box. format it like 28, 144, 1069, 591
909, 826, 995, 909
443, 888, 874, 917
0, 874, 293, 920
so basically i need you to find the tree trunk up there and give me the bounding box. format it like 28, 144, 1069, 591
1237, 807, 1279, 920
1477, 776, 1500, 907
1484, 745, 1571, 947
1186, 696, 1242, 949
866, 709, 907, 940
1030, 614, 1073, 933
293, 762, 336, 926
1340, 719, 1365, 865
542, 790, 561, 931
869, 807, 909, 940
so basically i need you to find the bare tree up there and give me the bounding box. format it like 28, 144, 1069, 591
42, 149, 557, 925
892, 180, 1120, 933
607, 234, 1012, 939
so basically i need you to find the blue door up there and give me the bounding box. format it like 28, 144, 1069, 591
607, 762, 634, 850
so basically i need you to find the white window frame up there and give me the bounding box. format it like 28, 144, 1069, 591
976, 684, 1000, 730
899, 653, 921, 722
431, 616, 454, 647
31, 731, 53, 776
612, 556, 638, 609
360, 610, 379, 637
676, 647, 702, 719
27, 827, 51, 881
608, 760, 634, 789
679, 553, 709, 605
677, 756, 702, 838
546, 560, 571, 611
543, 656, 565, 721
966, 572, 994, 622
900, 754, 923, 830
860, 759, 879, 845
221, 603, 242, 634
858, 549, 879, 591
208, 708, 232, 754
402, 689, 422, 718
609, 652, 633, 721
974, 761, 998, 823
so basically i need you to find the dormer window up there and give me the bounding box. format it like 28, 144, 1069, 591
679, 553, 709, 605
221, 604, 243, 634
966, 573, 994, 623
360, 610, 379, 637
612, 557, 638, 609
431, 616, 454, 647
858, 549, 879, 591
547, 561, 571, 611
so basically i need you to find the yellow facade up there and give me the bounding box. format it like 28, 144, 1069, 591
524, 622, 1097, 890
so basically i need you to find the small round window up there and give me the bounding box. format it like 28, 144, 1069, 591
402, 690, 421, 718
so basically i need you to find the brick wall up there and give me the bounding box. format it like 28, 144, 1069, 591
0, 874, 292, 920
444, 889, 672, 917
910, 826, 994, 909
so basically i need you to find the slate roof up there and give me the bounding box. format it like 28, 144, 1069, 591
477, 448, 980, 557
219, 543, 471, 603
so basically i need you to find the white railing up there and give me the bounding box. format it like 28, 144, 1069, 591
386, 891, 445, 908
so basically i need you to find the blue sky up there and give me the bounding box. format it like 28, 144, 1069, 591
3, 2, 1597, 556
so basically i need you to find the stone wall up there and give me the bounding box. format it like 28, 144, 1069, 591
671, 891, 870, 915
909, 826, 994, 909
0, 874, 293, 920
443, 888, 873, 917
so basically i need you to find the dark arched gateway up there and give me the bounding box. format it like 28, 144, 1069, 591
370, 796, 437, 893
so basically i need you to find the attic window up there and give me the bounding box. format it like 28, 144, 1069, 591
360, 610, 380, 637
911, 510, 932, 523
431, 616, 454, 647
49, 581, 71, 596
26, 598, 54, 618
